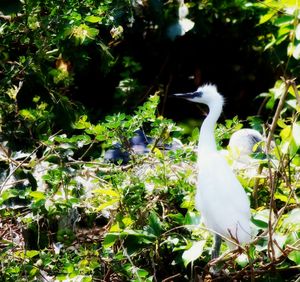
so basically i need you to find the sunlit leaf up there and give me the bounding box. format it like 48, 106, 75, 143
273, 234, 287, 258
259, 11, 277, 25
136, 268, 149, 278
252, 209, 269, 229
96, 198, 119, 211
179, 18, 195, 33
168, 213, 185, 224
30, 191, 46, 200
282, 208, 300, 231
85, 15, 101, 23
296, 24, 300, 40
293, 43, 300, 59
0, 189, 18, 201
184, 211, 200, 226
148, 212, 162, 236
103, 233, 119, 247
236, 253, 249, 267
286, 99, 299, 110
274, 192, 296, 204
251, 218, 268, 229
25, 250, 39, 258
274, 15, 295, 26
277, 119, 286, 128
92, 189, 119, 197
292, 155, 300, 166
288, 250, 300, 264
19, 109, 36, 121
45, 154, 61, 164
292, 123, 300, 145
280, 126, 292, 140
182, 240, 206, 267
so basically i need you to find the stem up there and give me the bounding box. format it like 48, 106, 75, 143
264, 78, 294, 262
253, 78, 293, 208
150, 125, 168, 153
267, 161, 276, 262
291, 82, 300, 107
161, 74, 173, 116
266, 78, 293, 151
79, 138, 96, 160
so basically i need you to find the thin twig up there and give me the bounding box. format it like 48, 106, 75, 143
79, 138, 97, 160
253, 78, 293, 208
291, 82, 300, 106
266, 78, 293, 151
150, 125, 168, 153
0, 144, 42, 193
161, 74, 173, 116
161, 273, 181, 282
267, 157, 276, 262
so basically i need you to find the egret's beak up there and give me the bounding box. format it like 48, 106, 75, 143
172, 91, 203, 100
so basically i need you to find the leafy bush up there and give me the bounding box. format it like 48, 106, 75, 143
0, 0, 300, 281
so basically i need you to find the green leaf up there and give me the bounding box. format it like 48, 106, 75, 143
74, 115, 91, 129
293, 43, 300, 59
280, 126, 292, 140
30, 191, 46, 200
296, 24, 300, 40
0, 189, 18, 201
292, 155, 300, 166
182, 240, 206, 267
292, 123, 300, 145
92, 189, 119, 197
64, 263, 74, 273
85, 15, 101, 23
19, 109, 36, 121
168, 213, 185, 224
282, 208, 300, 231
25, 250, 39, 258
274, 15, 294, 26
273, 234, 287, 258
277, 119, 286, 128
103, 233, 119, 248
288, 250, 300, 264
96, 198, 119, 211
285, 232, 299, 245
184, 211, 200, 226
148, 212, 162, 236
259, 11, 277, 25
236, 253, 249, 267
274, 192, 296, 204
45, 154, 61, 164
136, 268, 149, 278
56, 274, 67, 281
251, 218, 268, 229
251, 209, 269, 229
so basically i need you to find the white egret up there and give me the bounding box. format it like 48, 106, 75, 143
227, 128, 264, 178
229, 128, 263, 164
173, 84, 251, 258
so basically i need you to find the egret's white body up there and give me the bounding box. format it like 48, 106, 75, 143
229, 128, 263, 164
174, 84, 251, 247
196, 150, 251, 245
227, 128, 264, 178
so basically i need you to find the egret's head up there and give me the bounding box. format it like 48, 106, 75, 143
173, 84, 224, 107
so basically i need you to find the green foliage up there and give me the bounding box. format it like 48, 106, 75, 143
0, 0, 300, 281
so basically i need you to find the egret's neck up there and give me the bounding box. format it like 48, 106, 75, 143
198, 100, 223, 153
